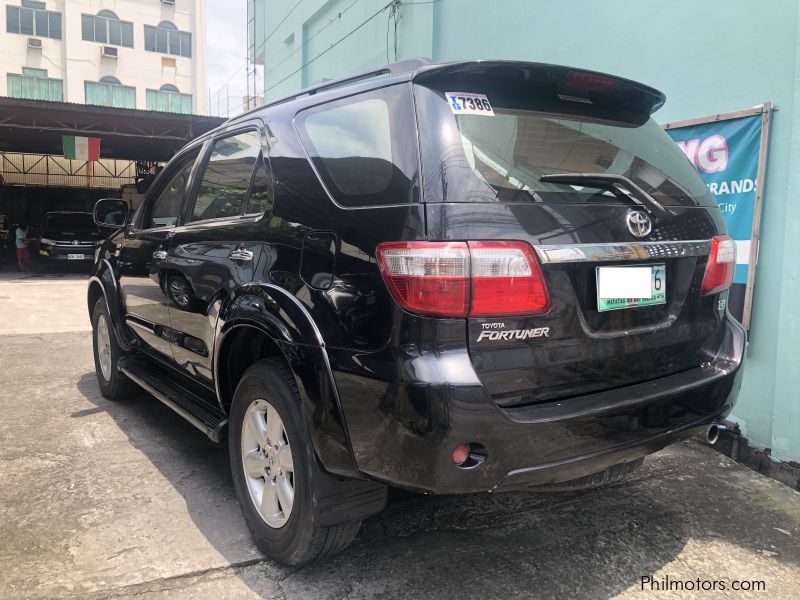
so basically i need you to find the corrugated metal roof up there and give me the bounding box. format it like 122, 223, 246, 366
0, 97, 225, 161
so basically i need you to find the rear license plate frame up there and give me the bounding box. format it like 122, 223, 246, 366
596, 263, 666, 312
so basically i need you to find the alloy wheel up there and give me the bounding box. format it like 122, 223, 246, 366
96, 313, 112, 381
240, 399, 295, 528
169, 279, 190, 307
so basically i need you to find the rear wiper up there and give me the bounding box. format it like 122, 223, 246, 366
539, 172, 668, 217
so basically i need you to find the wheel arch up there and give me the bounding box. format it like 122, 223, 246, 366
215, 286, 360, 479
88, 259, 133, 352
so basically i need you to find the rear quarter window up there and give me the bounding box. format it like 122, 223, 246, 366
295, 84, 418, 208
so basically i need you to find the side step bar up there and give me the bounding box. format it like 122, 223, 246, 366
118, 355, 227, 442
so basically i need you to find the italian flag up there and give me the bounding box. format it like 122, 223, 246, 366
63, 135, 101, 161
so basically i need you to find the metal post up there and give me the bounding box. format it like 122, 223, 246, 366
663, 104, 774, 333
742, 101, 773, 331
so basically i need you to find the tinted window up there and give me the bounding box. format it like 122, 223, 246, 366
43, 213, 94, 232
144, 151, 198, 228
191, 131, 261, 222
415, 84, 714, 208
455, 110, 712, 206
296, 84, 418, 207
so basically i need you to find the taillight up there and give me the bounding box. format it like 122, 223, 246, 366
376, 241, 550, 318
701, 235, 736, 296
376, 242, 469, 317
469, 241, 549, 316
563, 70, 619, 92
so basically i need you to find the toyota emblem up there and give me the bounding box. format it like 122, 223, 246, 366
626, 210, 652, 238
72, 240, 79, 245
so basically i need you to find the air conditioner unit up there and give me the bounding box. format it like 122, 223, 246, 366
101, 46, 118, 59
27, 38, 42, 49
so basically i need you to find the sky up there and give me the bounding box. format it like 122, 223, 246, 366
205, 0, 250, 117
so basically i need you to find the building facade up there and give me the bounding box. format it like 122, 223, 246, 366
1, 0, 207, 114
249, 0, 800, 470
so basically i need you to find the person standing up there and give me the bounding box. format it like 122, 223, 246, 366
15, 222, 30, 271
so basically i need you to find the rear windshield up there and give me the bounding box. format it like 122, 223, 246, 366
43, 213, 95, 232
417, 86, 715, 207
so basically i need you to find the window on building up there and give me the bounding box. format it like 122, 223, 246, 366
6, 1, 62, 39
144, 21, 191, 57
146, 84, 192, 114
81, 10, 133, 47
22, 66, 46, 78
7, 69, 63, 101
191, 131, 264, 222
85, 76, 136, 109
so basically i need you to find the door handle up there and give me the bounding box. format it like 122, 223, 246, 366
152, 250, 167, 260
229, 248, 254, 262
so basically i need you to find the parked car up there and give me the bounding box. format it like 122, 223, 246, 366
37, 211, 104, 267
88, 59, 745, 566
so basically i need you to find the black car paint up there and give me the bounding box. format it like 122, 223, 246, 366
89, 60, 745, 494
38, 211, 103, 263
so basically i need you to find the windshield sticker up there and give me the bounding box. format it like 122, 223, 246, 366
446, 92, 495, 116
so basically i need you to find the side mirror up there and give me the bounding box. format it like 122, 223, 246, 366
93, 198, 129, 230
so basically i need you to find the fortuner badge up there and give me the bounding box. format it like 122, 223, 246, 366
476, 327, 550, 342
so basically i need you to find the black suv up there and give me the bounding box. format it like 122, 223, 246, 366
88, 59, 745, 566
38, 211, 104, 266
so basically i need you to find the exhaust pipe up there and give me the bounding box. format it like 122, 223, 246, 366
707, 422, 726, 445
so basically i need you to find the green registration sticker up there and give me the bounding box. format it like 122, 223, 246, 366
596, 264, 666, 312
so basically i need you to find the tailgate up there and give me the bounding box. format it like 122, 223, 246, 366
414, 62, 731, 406
428, 201, 728, 406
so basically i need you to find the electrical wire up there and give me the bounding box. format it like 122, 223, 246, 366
205, 0, 306, 114
249, 0, 305, 66
263, 0, 364, 80
264, 1, 395, 94
386, 0, 399, 62
262, 0, 305, 47
257, 0, 448, 101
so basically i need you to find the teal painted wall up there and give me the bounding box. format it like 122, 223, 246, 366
253, 0, 800, 462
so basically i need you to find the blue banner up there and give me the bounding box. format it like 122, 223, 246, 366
666, 114, 762, 286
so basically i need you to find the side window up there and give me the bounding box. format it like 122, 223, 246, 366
143, 150, 198, 229
191, 130, 262, 222
295, 84, 418, 207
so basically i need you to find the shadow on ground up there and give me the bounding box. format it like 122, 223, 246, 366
75, 371, 800, 599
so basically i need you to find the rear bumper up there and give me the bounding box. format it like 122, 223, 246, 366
333, 316, 745, 494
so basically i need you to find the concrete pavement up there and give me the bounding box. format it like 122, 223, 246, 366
0, 270, 93, 334
2, 271, 800, 599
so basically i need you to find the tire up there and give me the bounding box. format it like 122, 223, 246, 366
532, 458, 645, 492
91, 297, 138, 400
229, 358, 361, 566
166, 274, 198, 311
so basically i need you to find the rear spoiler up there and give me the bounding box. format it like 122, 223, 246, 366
411, 60, 666, 125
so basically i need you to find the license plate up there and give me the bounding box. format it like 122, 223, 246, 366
67, 253, 85, 260
596, 264, 666, 312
